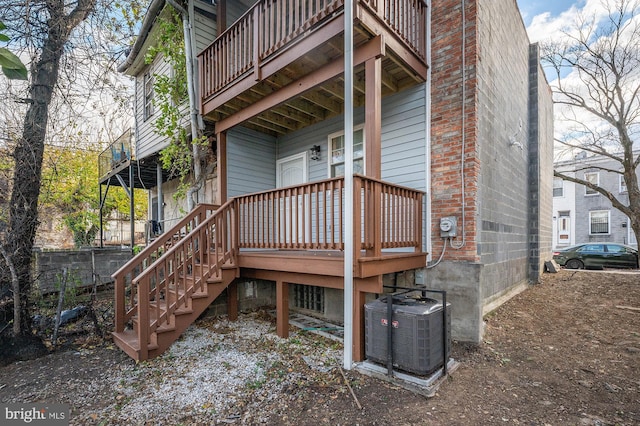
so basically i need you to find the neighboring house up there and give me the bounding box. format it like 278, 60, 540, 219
553, 152, 639, 249
109, 0, 553, 362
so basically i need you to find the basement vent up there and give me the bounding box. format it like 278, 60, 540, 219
293, 284, 324, 313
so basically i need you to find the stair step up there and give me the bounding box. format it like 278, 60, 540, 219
112, 329, 159, 358
175, 305, 194, 315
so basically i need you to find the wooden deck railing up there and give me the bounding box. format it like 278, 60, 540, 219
113, 203, 218, 334
236, 175, 423, 254
199, 0, 427, 102
360, 0, 427, 61
113, 176, 422, 355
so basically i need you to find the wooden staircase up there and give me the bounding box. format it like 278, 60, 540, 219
112, 201, 239, 361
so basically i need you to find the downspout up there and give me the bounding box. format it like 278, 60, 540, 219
166, 0, 203, 211
343, 0, 355, 370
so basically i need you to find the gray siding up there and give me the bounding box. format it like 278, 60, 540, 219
276, 84, 427, 190
227, 0, 257, 24
135, 56, 172, 160
381, 87, 426, 189
192, 1, 217, 53
227, 127, 277, 197
573, 161, 639, 247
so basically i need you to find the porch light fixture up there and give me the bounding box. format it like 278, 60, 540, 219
310, 145, 321, 161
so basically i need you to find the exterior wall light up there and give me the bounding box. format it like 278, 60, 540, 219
310, 145, 321, 161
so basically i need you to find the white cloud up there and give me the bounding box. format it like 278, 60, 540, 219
526, 0, 610, 43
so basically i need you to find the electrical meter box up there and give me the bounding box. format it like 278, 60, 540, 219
439, 216, 457, 238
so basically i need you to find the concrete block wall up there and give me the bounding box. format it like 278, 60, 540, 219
529, 43, 555, 280
33, 248, 132, 293
476, 0, 530, 271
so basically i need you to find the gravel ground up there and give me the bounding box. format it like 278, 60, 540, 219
1, 269, 639, 425
1, 312, 343, 425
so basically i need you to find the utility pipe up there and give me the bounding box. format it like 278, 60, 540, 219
166, 0, 203, 211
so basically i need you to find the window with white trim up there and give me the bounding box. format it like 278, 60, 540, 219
589, 210, 609, 235
584, 172, 598, 195
619, 175, 628, 193
553, 178, 564, 197
144, 72, 155, 120
329, 126, 364, 177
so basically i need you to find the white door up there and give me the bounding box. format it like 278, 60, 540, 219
277, 152, 307, 188
276, 153, 308, 244
557, 212, 571, 246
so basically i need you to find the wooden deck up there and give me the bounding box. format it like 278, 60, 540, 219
199, 0, 428, 136
239, 249, 426, 281
112, 176, 426, 361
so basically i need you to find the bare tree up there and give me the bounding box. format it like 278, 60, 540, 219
543, 0, 640, 246
0, 0, 138, 335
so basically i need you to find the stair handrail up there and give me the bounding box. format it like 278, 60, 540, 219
113, 203, 218, 333
117, 200, 238, 358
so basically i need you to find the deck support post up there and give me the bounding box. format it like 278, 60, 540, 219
365, 57, 382, 180
352, 282, 368, 362
226, 281, 238, 321
217, 0, 227, 34
276, 281, 289, 338
216, 131, 228, 204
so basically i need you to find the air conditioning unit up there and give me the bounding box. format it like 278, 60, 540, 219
365, 295, 451, 376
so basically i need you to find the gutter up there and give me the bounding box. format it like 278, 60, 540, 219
117, 0, 167, 74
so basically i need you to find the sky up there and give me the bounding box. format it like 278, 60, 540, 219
516, 0, 611, 43
517, 0, 579, 31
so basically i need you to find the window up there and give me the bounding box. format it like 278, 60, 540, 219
606, 244, 626, 254
589, 210, 609, 235
584, 172, 598, 195
578, 244, 605, 253
329, 126, 364, 177
144, 72, 154, 120
620, 175, 627, 193
553, 178, 564, 197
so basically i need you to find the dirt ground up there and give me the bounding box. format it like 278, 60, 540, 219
1, 269, 639, 425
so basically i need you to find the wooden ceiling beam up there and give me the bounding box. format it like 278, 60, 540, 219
216, 36, 384, 134
283, 98, 328, 120
248, 116, 289, 135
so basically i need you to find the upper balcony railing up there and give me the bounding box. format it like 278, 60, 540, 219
199, 0, 427, 103
99, 129, 134, 180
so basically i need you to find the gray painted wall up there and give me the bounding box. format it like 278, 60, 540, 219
227, 85, 427, 198
275, 85, 426, 190
227, 127, 277, 197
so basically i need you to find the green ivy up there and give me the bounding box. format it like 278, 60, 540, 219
63, 211, 100, 248
145, 9, 207, 201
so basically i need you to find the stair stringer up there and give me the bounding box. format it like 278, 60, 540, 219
112, 266, 238, 361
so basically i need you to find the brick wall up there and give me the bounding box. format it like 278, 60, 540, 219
430, 0, 480, 263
